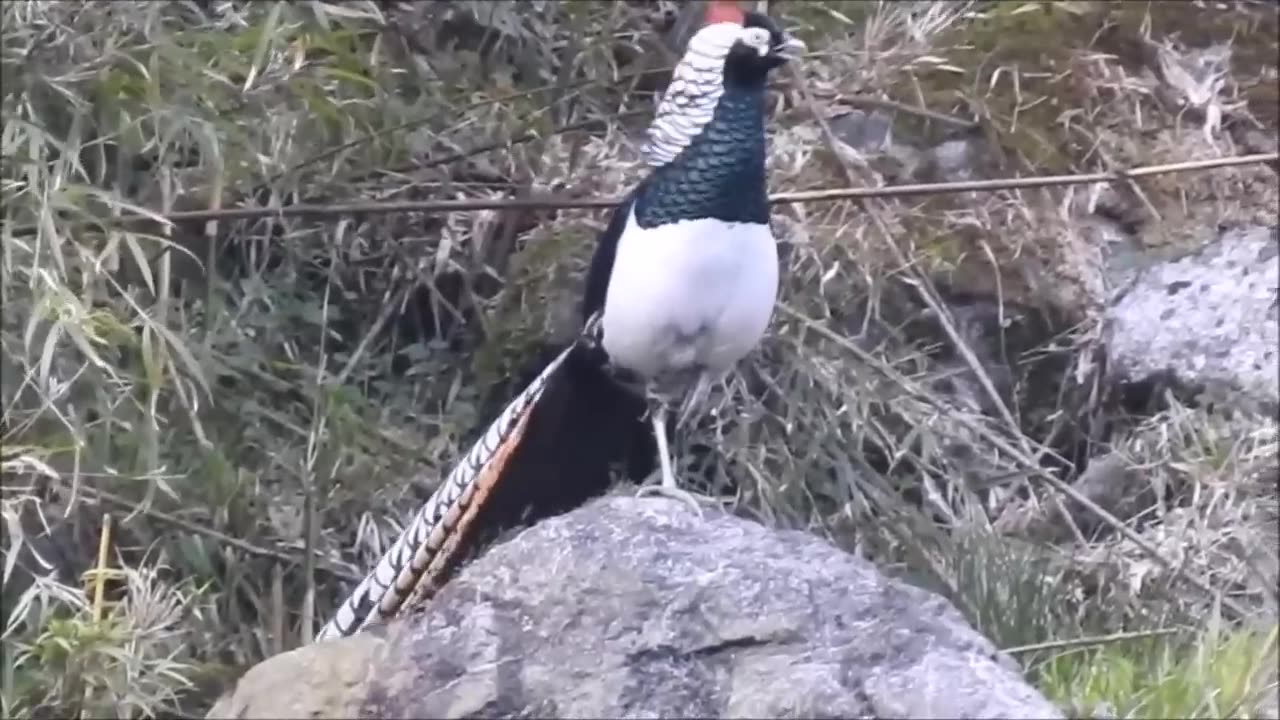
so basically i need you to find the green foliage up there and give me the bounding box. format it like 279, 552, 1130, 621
2, 568, 198, 719
1037, 624, 1278, 719
944, 530, 1091, 651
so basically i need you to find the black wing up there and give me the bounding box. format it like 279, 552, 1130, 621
581, 185, 642, 325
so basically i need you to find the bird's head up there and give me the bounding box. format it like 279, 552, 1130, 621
701, 2, 806, 87
640, 2, 803, 168
725, 10, 806, 83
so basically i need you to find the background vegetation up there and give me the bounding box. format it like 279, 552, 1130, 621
2, 1, 1276, 717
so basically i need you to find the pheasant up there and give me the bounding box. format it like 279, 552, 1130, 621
317, 1, 803, 643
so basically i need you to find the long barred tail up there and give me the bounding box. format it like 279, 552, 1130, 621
316, 339, 651, 642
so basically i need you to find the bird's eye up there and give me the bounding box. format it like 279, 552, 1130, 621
741, 27, 771, 54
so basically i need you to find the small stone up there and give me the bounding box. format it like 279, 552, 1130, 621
828, 109, 895, 154
1105, 224, 1279, 408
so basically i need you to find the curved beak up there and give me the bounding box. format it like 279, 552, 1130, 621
771, 34, 807, 62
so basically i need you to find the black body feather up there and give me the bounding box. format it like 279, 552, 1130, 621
459, 340, 653, 565
582, 190, 639, 323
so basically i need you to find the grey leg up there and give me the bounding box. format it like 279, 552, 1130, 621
635, 399, 704, 516
651, 405, 677, 489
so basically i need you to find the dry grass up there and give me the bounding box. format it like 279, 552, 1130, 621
2, 1, 1277, 717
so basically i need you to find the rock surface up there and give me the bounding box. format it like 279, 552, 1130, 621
208, 495, 1062, 719
1105, 224, 1279, 408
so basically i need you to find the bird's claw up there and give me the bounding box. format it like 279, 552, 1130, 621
635, 479, 706, 518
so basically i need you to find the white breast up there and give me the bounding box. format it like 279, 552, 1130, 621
600, 212, 779, 383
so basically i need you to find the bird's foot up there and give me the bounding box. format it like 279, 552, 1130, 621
641, 395, 705, 517
635, 484, 706, 518
635, 471, 706, 518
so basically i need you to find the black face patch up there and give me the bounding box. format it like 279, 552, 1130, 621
742, 10, 785, 48
724, 12, 791, 86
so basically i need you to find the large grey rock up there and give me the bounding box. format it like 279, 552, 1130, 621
1105, 224, 1279, 407
209, 496, 1063, 719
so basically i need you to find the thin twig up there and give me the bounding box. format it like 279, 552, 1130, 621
76, 485, 360, 583
413, 109, 649, 174
299, 228, 341, 643
1003, 627, 1185, 655
775, 152, 1280, 203
335, 280, 415, 387
25, 152, 1269, 231
269, 563, 285, 655
90, 513, 111, 623
828, 93, 980, 130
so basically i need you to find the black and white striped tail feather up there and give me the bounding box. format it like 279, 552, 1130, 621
315, 344, 574, 642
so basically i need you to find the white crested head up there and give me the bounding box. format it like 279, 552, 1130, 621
642, 22, 745, 168
641, 14, 803, 168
